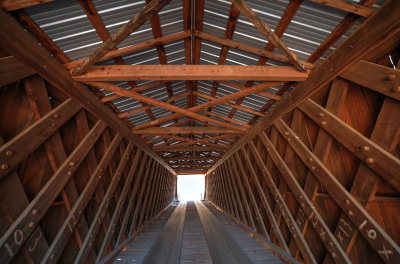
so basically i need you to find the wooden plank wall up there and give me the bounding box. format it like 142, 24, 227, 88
0, 74, 176, 263
206, 39, 400, 263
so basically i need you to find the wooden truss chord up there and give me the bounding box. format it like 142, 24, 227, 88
274, 119, 400, 263
165, 156, 219, 161
0, 56, 35, 87
154, 146, 228, 152
72, 65, 309, 81
299, 99, 400, 192
340, 60, 400, 101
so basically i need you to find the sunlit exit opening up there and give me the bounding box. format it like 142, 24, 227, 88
177, 174, 205, 201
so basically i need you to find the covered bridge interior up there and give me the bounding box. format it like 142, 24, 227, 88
0, 0, 399, 263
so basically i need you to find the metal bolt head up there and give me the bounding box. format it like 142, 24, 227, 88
348, 210, 353, 216
329, 241, 334, 247
69, 162, 75, 167
284, 131, 290, 136
385, 74, 396, 80
321, 121, 327, 126
53, 114, 59, 119
67, 171, 73, 176
365, 157, 374, 164
392, 86, 400, 92
1, 164, 9, 170
331, 252, 337, 258
50, 254, 55, 260
51, 122, 56, 127
318, 113, 324, 117
311, 166, 316, 171
28, 222, 35, 228
5, 150, 13, 157
32, 209, 39, 215
361, 146, 370, 151
308, 158, 313, 162
345, 199, 350, 205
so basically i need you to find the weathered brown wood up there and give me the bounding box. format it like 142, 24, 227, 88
166, 156, 219, 161
74, 143, 134, 264
137, 163, 159, 229
128, 159, 155, 235
73, 65, 308, 81
289, 78, 348, 260
229, 0, 306, 72
274, 119, 400, 263
0, 121, 106, 263
96, 147, 142, 261
0, 99, 81, 180
83, 81, 248, 131
132, 81, 281, 130
307, 0, 377, 63
115, 154, 149, 245
255, 135, 350, 263
64, 32, 190, 70
0, 9, 176, 175
0, 137, 50, 263
327, 96, 400, 263
0, 0, 54, 10
299, 99, 400, 192
0, 56, 35, 87
340, 60, 400, 101
241, 145, 291, 254
42, 134, 123, 263
309, 0, 373, 17
195, 31, 314, 69
72, 0, 172, 75
24, 76, 97, 262
207, 0, 400, 175
233, 152, 269, 237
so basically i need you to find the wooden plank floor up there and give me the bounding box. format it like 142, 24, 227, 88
113, 201, 285, 264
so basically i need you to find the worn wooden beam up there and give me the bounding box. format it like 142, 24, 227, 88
229, 0, 306, 72
299, 99, 400, 192
274, 119, 400, 263
0, 9, 175, 175
133, 127, 246, 134
340, 60, 400, 101
72, 0, 172, 75
73, 65, 308, 81
309, 0, 373, 17
207, 0, 400, 175
0, 121, 106, 263
0, 56, 35, 87
0, 0, 54, 11
0, 99, 80, 180
64, 31, 190, 70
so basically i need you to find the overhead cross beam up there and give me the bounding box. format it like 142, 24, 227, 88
72, 65, 309, 81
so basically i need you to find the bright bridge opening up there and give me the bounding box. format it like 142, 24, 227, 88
177, 174, 205, 201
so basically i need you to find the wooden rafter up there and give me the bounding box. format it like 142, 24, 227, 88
131, 82, 280, 129
309, 0, 373, 17
83, 81, 247, 131
72, 0, 172, 75
229, 0, 306, 72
